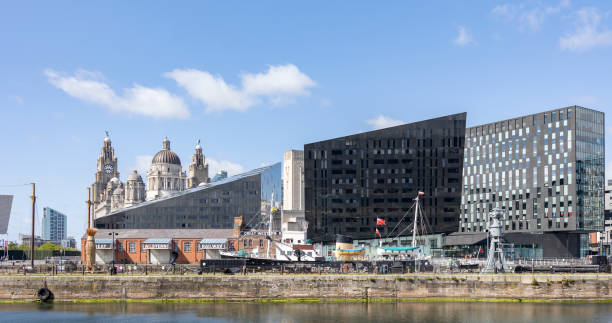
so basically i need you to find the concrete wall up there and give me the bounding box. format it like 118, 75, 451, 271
1, 274, 611, 301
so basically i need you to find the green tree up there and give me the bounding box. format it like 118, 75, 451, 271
37, 242, 61, 251
7, 242, 19, 250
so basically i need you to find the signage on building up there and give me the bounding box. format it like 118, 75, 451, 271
144, 243, 170, 250
241, 231, 281, 236
199, 242, 226, 250
96, 243, 112, 249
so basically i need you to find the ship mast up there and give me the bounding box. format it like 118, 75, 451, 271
412, 194, 419, 247
266, 192, 274, 259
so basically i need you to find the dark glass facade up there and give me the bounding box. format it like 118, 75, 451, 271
305, 113, 466, 242
459, 106, 605, 258
95, 163, 282, 230
575, 107, 605, 232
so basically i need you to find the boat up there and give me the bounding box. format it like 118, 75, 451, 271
375, 192, 429, 260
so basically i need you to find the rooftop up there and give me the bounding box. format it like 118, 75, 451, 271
84, 229, 235, 239
99, 163, 280, 217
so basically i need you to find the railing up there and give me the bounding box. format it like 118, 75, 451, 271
0, 257, 605, 275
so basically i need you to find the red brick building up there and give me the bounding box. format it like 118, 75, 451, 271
81, 229, 234, 265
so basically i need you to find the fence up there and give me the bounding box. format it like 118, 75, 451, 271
0, 257, 606, 276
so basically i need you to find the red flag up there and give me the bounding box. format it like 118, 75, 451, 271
418, 191, 425, 196
376, 228, 381, 238
569, 212, 573, 217
376, 218, 386, 226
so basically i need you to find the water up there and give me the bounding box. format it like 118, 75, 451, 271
0, 302, 611, 323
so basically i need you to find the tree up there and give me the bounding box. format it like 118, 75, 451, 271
7, 242, 19, 250
38, 242, 61, 251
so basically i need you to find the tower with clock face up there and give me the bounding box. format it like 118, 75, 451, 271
91, 134, 120, 217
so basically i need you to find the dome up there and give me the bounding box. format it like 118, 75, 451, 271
152, 137, 181, 165
152, 149, 181, 165
107, 177, 120, 187
127, 170, 143, 182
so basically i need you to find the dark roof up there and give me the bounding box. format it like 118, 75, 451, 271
84, 229, 234, 239
152, 149, 181, 165
444, 232, 487, 246
100, 163, 280, 217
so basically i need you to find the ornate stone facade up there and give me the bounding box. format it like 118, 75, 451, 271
187, 140, 210, 188
124, 170, 146, 208
146, 137, 186, 201
92, 134, 121, 219
92, 135, 206, 219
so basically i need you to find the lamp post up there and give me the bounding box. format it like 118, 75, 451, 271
108, 232, 119, 273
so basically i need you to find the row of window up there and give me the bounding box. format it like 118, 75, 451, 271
466, 108, 573, 138
116, 240, 201, 254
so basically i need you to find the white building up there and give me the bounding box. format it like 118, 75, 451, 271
282, 150, 304, 210
146, 137, 187, 201
281, 150, 307, 245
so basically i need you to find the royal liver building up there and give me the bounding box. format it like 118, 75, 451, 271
92, 134, 210, 219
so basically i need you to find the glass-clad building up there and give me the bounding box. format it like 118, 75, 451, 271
458, 106, 604, 257
42, 207, 67, 242
95, 163, 282, 230
305, 113, 466, 242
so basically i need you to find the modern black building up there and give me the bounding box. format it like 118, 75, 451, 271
454, 106, 605, 258
95, 163, 281, 230
305, 113, 466, 242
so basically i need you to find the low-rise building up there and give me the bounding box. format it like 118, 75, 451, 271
81, 229, 234, 265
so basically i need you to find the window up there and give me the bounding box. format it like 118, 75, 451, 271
128, 241, 135, 253
259, 239, 264, 248
184, 241, 191, 252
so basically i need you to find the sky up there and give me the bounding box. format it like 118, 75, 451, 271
0, 1, 611, 245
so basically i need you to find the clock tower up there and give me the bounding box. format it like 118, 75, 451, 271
91, 133, 120, 215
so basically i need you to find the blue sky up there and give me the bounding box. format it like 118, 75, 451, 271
1, 1, 611, 244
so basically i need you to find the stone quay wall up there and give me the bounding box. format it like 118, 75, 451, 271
0, 274, 610, 301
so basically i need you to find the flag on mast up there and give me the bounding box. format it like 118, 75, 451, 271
418, 191, 425, 196
376, 218, 386, 226
376, 228, 381, 238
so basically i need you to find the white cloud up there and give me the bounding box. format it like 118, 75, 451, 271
241, 64, 316, 104
131, 155, 154, 180
366, 115, 405, 130
492, 4, 517, 21
560, 7, 612, 51
453, 26, 474, 46
45, 69, 190, 119
164, 69, 254, 112
492, 1, 570, 31
165, 64, 316, 113
207, 158, 245, 177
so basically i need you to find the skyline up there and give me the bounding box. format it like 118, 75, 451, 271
1, 1, 611, 243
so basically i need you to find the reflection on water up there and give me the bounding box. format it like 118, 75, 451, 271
1, 302, 612, 323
